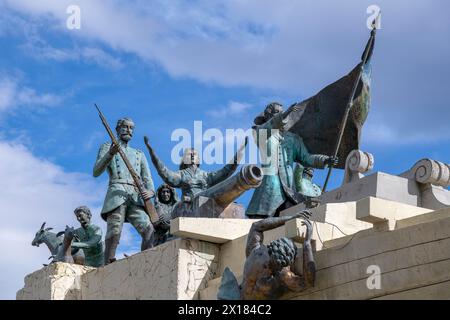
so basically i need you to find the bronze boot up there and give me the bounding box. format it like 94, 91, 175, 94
140, 225, 155, 251
104, 235, 120, 265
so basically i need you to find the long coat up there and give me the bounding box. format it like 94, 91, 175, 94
93, 141, 155, 220
246, 114, 326, 217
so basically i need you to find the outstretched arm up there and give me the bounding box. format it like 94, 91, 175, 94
279, 219, 316, 291
144, 136, 182, 187
207, 137, 248, 187
302, 220, 316, 288
245, 211, 311, 257
296, 137, 338, 169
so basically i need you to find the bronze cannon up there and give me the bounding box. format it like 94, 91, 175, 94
172, 164, 263, 218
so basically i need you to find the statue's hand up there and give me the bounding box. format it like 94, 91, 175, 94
144, 136, 157, 158
142, 190, 155, 201
325, 156, 339, 167
108, 142, 120, 156
295, 210, 312, 220
155, 216, 170, 230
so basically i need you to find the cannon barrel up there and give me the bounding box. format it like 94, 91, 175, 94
201, 165, 263, 209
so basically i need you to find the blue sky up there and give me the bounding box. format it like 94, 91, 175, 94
0, 0, 449, 299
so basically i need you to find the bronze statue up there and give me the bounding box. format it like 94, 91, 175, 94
54, 226, 78, 264
32, 222, 84, 265
144, 137, 257, 218
69, 206, 104, 267
246, 103, 337, 218
218, 211, 316, 300
153, 184, 178, 246
93, 117, 156, 265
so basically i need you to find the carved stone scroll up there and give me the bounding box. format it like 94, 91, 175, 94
342, 150, 374, 185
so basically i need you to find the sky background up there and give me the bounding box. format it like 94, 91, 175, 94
0, 0, 449, 299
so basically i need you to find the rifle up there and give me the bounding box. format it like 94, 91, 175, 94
94, 104, 159, 224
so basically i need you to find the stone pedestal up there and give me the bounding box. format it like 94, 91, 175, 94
16, 263, 93, 300
17, 164, 450, 300
17, 238, 219, 300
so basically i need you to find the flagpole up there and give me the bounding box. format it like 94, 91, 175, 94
322, 24, 377, 193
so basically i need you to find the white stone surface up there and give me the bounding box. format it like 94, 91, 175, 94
171, 218, 257, 244
355, 197, 431, 230
81, 238, 219, 300
200, 207, 450, 300
404, 159, 450, 187
18, 198, 450, 300
294, 171, 450, 211
342, 150, 374, 185
16, 263, 93, 300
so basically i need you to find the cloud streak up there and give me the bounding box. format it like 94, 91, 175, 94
0, 76, 63, 113
207, 101, 253, 118
3, 0, 449, 144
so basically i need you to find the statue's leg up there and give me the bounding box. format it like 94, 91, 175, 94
128, 205, 155, 251
104, 205, 125, 265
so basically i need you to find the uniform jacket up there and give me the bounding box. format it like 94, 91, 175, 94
93, 141, 155, 220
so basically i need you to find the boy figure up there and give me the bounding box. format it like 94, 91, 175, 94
153, 184, 179, 246
71, 206, 104, 268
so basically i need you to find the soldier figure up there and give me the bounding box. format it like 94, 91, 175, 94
145, 137, 247, 218
93, 117, 155, 265
246, 103, 338, 218
71, 206, 104, 268
153, 184, 179, 246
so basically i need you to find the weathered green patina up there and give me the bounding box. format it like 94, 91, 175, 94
149, 148, 236, 201
153, 184, 179, 246
71, 206, 104, 268
146, 145, 242, 217
93, 117, 155, 264
246, 105, 332, 218
294, 165, 322, 198
94, 141, 154, 219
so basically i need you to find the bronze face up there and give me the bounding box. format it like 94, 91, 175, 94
75, 210, 91, 228
160, 187, 172, 203
116, 119, 135, 142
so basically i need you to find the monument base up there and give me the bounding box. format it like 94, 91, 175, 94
17, 169, 450, 300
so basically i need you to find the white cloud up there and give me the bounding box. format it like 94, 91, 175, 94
4, 0, 450, 144
207, 101, 253, 118
20, 40, 124, 70
0, 76, 63, 114
0, 141, 107, 299
81, 47, 123, 69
